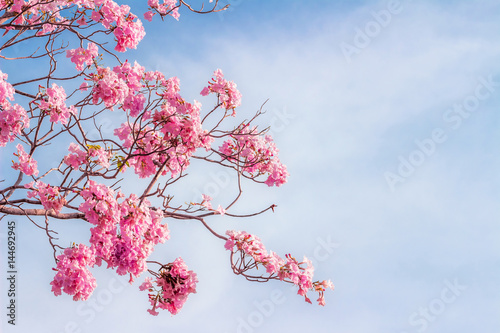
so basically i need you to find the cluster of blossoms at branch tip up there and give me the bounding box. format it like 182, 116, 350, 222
199, 194, 225, 215
78, 180, 169, 281
219, 125, 289, 187
201, 69, 242, 113
37, 84, 76, 125
0, 70, 29, 147
90, 1, 145, 52
27, 181, 67, 214
144, 0, 180, 22
66, 42, 99, 71
225, 230, 334, 305
1, 0, 145, 51
12, 144, 38, 176
139, 257, 198, 315
51, 243, 97, 301
63, 143, 88, 170
112, 71, 213, 178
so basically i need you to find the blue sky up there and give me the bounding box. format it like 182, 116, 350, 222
1, 0, 500, 332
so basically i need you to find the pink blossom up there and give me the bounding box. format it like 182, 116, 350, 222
219, 127, 289, 186
144, 11, 155, 22
29, 182, 66, 213
87, 145, 112, 169
36, 23, 56, 36
0, 103, 29, 147
39, 84, 75, 124
0, 71, 29, 146
224, 230, 329, 305
113, 74, 211, 179
50, 244, 97, 301
11, 144, 39, 176
91, 66, 129, 109
66, 42, 99, 71
91, 10, 102, 22
79, 183, 169, 279
201, 194, 212, 209
0, 70, 15, 104
215, 205, 226, 215
141, 257, 197, 315
139, 277, 153, 291
147, 0, 180, 21
63, 143, 87, 169
200, 69, 242, 112
79, 82, 89, 91
76, 15, 88, 26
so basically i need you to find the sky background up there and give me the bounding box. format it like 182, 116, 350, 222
1, 0, 500, 332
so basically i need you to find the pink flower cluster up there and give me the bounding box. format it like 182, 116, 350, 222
2, 1, 146, 51
225, 230, 334, 305
27, 181, 66, 213
50, 243, 97, 301
0, 70, 14, 102
139, 257, 198, 315
144, 0, 180, 22
78, 180, 169, 280
201, 69, 242, 113
38, 84, 76, 124
114, 61, 146, 116
91, 66, 129, 109
219, 125, 289, 187
0, 70, 29, 147
87, 144, 112, 169
113, 75, 212, 178
90, 61, 145, 115
11, 144, 39, 176
63, 143, 112, 170
66, 42, 99, 71
63, 143, 88, 169
91, 1, 145, 52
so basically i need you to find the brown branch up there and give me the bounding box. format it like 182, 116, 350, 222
0, 206, 85, 220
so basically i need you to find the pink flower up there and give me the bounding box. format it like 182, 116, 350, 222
0, 103, 29, 147
50, 244, 97, 301
0, 70, 15, 104
91, 10, 101, 22
0, 71, 29, 146
201, 194, 212, 209
64, 143, 87, 169
147, 0, 180, 21
76, 15, 87, 26
91, 66, 129, 109
30, 182, 66, 213
139, 277, 153, 291
12, 144, 39, 176
224, 230, 331, 305
141, 257, 198, 315
79, 82, 89, 91
144, 11, 155, 22
87, 145, 112, 169
39, 84, 75, 124
215, 205, 226, 215
36, 23, 56, 36
66, 42, 99, 71
200, 69, 242, 111
219, 127, 289, 187
78, 184, 169, 279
